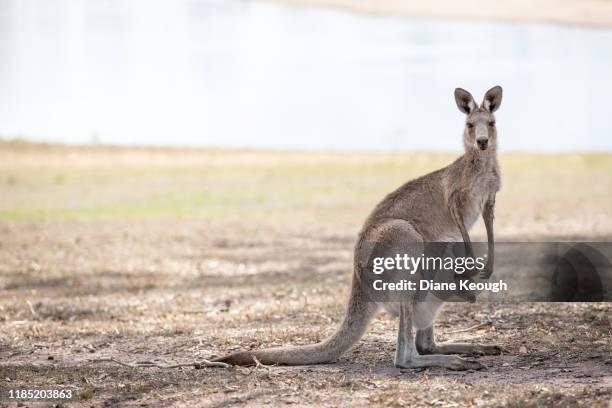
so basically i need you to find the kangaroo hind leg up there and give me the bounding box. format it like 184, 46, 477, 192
394, 302, 484, 371
416, 325, 501, 356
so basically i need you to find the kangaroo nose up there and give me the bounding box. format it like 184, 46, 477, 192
477, 138, 488, 150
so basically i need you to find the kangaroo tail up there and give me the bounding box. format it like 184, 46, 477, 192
213, 278, 376, 366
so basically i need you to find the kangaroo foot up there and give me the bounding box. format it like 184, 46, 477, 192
395, 354, 485, 371
426, 343, 502, 356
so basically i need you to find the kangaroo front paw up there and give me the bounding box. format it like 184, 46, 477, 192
479, 264, 493, 279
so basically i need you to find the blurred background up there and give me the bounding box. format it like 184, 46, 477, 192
1, 0, 612, 151
1, 2, 611, 406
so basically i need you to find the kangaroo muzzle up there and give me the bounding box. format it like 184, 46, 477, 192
477, 138, 488, 150
475, 124, 489, 151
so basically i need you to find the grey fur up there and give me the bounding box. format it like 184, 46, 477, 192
215, 86, 503, 370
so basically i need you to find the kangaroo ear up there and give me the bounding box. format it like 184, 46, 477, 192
482, 85, 503, 112
454, 88, 476, 115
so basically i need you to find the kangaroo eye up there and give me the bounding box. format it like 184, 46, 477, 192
489, 121, 496, 126
466, 123, 474, 129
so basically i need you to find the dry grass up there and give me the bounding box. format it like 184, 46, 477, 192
0, 141, 611, 407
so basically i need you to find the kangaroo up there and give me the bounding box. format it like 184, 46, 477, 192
215, 86, 503, 370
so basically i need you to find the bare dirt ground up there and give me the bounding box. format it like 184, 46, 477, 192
0, 142, 611, 407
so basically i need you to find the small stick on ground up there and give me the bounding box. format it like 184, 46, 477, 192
26, 300, 38, 319
91, 357, 231, 369
252, 355, 271, 370
445, 321, 493, 334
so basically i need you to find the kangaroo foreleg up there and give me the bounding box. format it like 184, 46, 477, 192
449, 193, 475, 259
480, 194, 496, 279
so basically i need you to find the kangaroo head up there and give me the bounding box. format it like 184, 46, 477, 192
454, 86, 503, 153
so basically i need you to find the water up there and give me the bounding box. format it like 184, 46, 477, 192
1, 0, 611, 152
